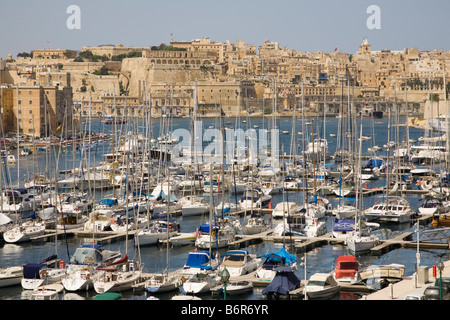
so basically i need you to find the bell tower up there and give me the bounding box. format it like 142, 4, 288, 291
359, 38, 371, 55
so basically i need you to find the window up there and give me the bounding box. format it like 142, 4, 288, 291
29, 100, 32, 105
29, 110, 33, 114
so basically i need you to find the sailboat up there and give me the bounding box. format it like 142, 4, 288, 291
61, 244, 123, 292
145, 272, 182, 294
182, 271, 222, 295
332, 198, 357, 219
92, 119, 143, 294
346, 115, 380, 254
92, 257, 142, 294
21, 256, 66, 290
3, 214, 46, 244
145, 156, 183, 295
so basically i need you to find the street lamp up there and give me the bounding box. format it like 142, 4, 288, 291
437, 261, 445, 300
220, 267, 230, 300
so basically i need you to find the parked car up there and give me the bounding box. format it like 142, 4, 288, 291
403, 288, 426, 300
423, 285, 450, 300
434, 276, 450, 292
404, 292, 425, 300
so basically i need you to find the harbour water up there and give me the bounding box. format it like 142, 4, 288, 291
0, 115, 448, 300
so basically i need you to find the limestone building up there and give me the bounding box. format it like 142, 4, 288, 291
32, 49, 77, 60
0, 84, 73, 137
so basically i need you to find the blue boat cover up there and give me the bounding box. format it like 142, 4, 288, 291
262, 268, 300, 296
366, 158, 383, 168
258, 247, 297, 265
70, 246, 103, 265
185, 251, 214, 269
23, 263, 46, 279
198, 224, 219, 233
99, 198, 117, 207
21, 212, 37, 220
333, 219, 355, 232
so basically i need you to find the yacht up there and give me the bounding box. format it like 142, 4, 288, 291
134, 219, 180, 247
272, 202, 301, 219
364, 196, 415, 223
218, 250, 261, 277
239, 188, 272, 210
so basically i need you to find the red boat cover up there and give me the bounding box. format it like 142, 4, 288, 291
334, 256, 359, 279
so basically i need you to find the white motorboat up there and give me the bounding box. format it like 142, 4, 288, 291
332, 180, 356, 197
360, 167, 379, 180
181, 250, 220, 278
227, 280, 254, 295
182, 271, 221, 295
195, 221, 237, 250
179, 196, 210, 217
256, 247, 297, 281
303, 139, 331, 160
61, 265, 95, 292
217, 280, 253, 296
303, 216, 327, 237
83, 208, 116, 232
30, 283, 64, 300
110, 213, 148, 232
92, 260, 142, 294
331, 218, 356, 240
56, 210, 89, 230
239, 188, 272, 210
331, 256, 361, 285
418, 197, 450, 215
218, 250, 261, 277
168, 232, 197, 246
364, 196, 415, 223
283, 176, 300, 189
271, 202, 300, 219
260, 180, 283, 196
346, 229, 380, 253
0, 266, 23, 288
428, 114, 449, 132
145, 273, 182, 294
305, 273, 341, 299
62, 244, 126, 292
242, 215, 270, 235
3, 220, 46, 244
1, 188, 41, 217
134, 219, 180, 247
151, 201, 182, 215
332, 198, 357, 220
410, 145, 446, 164
21, 263, 67, 290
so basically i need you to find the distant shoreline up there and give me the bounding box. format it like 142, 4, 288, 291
78, 112, 424, 119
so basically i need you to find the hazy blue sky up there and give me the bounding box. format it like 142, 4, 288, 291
1, 0, 449, 59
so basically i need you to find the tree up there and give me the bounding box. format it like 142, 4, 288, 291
92, 66, 109, 75
17, 52, 32, 58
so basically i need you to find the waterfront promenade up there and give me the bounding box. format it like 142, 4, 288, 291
361, 260, 450, 300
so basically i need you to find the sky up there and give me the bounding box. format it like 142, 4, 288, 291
1, 0, 449, 59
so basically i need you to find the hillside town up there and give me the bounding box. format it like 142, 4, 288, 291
1, 37, 450, 136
